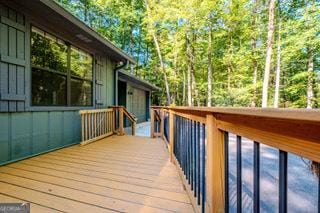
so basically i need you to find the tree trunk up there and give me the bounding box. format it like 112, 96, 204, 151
251, 0, 258, 107
227, 63, 231, 92
186, 31, 193, 106
274, 6, 281, 108
153, 33, 171, 105
262, 0, 276, 107
207, 30, 213, 107
227, 33, 233, 93
144, 0, 171, 105
172, 47, 178, 105
307, 49, 314, 109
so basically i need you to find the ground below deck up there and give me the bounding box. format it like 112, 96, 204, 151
0, 135, 194, 213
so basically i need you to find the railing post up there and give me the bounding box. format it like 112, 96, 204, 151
169, 110, 174, 162
150, 108, 155, 138
206, 113, 225, 213
119, 107, 125, 135
132, 122, 136, 136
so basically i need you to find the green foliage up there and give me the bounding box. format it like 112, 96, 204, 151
57, 0, 320, 108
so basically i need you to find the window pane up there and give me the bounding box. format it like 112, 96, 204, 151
71, 78, 92, 106
70, 47, 93, 80
31, 27, 67, 72
32, 68, 67, 105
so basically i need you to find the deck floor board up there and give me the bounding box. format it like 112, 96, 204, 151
0, 135, 194, 213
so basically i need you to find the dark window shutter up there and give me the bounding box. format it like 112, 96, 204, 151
0, 5, 26, 112
95, 56, 104, 108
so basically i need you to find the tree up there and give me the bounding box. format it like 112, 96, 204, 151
274, 2, 281, 108
262, 0, 276, 107
58, 0, 320, 109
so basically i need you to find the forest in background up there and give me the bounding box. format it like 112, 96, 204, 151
57, 0, 320, 108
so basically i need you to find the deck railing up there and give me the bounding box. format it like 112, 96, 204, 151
151, 106, 320, 213
80, 106, 136, 145
110, 106, 137, 136
79, 108, 115, 145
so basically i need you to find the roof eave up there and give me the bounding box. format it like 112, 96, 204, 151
118, 70, 160, 91
40, 0, 136, 64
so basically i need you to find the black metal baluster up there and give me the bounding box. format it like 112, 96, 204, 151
181, 118, 186, 172
237, 135, 242, 213
279, 150, 288, 213
193, 121, 196, 192
184, 118, 187, 175
184, 118, 187, 173
179, 116, 182, 163
176, 116, 179, 161
180, 117, 184, 166
224, 132, 229, 213
254, 141, 260, 213
201, 124, 206, 213
174, 115, 176, 156
190, 120, 193, 188
187, 120, 192, 185
318, 170, 320, 213
179, 116, 182, 164
197, 122, 201, 205
186, 119, 190, 181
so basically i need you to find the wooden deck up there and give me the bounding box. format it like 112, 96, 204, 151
0, 135, 194, 213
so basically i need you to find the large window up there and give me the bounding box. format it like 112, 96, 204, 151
31, 26, 93, 106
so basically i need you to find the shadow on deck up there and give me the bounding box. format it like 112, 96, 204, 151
0, 135, 194, 212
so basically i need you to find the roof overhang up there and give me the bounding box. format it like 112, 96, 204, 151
118, 70, 160, 92
1, 0, 135, 64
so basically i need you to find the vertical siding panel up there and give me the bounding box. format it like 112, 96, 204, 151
8, 8, 16, 22
76, 112, 81, 142
24, 18, 30, 109
106, 58, 114, 106
0, 5, 8, 18
8, 27, 17, 111
8, 27, 16, 57
16, 12, 24, 25
32, 112, 49, 153
17, 30, 25, 111
0, 114, 10, 164
64, 112, 73, 145
11, 113, 32, 160
8, 64, 17, 111
17, 30, 25, 59
0, 63, 8, 111
49, 112, 63, 149
0, 23, 9, 111
101, 57, 107, 107
16, 66, 24, 111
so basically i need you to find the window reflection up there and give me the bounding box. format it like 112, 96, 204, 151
71, 79, 92, 106
31, 28, 67, 73
32, 68, 67, 105
71, 46, 93, 80
31, 26, 93, 107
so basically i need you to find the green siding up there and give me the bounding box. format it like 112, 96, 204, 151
0, 4, 27, 112
0, 3, 114, 166
106, 58, 114, 106
0, 111, 81, 165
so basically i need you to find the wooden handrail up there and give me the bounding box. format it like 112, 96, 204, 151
150, 106, 320, 213
110, 106, 137, 135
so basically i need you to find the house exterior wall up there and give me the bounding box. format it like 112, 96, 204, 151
0, 4, 115, 165
126, 84, 147, 123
